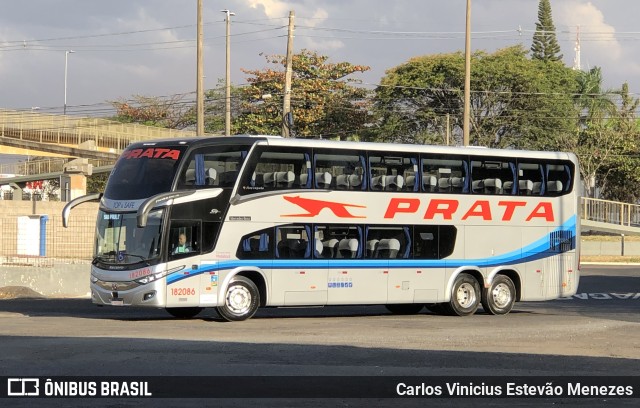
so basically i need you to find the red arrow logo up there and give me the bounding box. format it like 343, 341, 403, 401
283, 196, 366, 218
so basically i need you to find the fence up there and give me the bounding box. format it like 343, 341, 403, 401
0, 215, 95, 265
581, 197, 640, 227
0, 201, 96, 266
0, 109, 196, 152
0, 157, 114, 176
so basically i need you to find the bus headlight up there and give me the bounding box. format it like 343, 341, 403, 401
90, 275, 99, 283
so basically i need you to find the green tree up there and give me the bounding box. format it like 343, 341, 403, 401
371, 45, 578, 149
596, 83, 640, 201
564, 67, 620, 197
110, 94, 194, 129
235, 49, 371, 139
531, 0, 563, 62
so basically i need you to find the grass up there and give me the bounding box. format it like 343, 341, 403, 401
581, 255, 640, 263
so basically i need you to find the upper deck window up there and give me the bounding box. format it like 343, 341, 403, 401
238, 146, 311, 195
177, 146, 248, 190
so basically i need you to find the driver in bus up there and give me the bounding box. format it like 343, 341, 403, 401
173, 233, 191, 254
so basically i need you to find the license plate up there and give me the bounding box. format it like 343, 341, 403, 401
111, 300, 124, 306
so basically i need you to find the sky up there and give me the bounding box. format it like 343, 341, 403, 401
0, 0, 639, 116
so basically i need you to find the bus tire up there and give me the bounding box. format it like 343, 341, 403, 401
481, 275, 516, 315
385, 304, 424, 315
445, 273, 480, 316
166, 307, 203, 319
217, 276, 260, 322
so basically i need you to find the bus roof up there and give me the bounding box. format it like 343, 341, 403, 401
124, 134, 577, 163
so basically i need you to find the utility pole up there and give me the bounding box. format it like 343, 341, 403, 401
463, 0, 471, 146
222, 9, 235, 136
282, 10, 295, 138
64, 50, 75, 115
196, 0, 204, 135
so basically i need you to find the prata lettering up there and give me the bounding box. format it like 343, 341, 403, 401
122, 148, 180, 160
384, 198, 555, 222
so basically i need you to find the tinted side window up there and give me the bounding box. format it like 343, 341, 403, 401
237, 228, 274, 259
276, 225, 311, 259
422, 155, 468, 194
315, 225, 362, 259
369, 153, 419, 192
314, 149, 366, 190
239, 146, 311, 195
177, 146, 246, 190
470, 158, 515, 195
366, 226, 411, 259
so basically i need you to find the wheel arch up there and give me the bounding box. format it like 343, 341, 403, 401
445, 266, 484, 302
221, 267, 268, 307
488, 268, 522, 302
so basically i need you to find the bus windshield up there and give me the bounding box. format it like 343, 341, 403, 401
104, 146, 187, 200
95, 209, 163, 265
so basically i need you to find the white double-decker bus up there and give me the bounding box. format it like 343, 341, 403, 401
63, 136, 580, 321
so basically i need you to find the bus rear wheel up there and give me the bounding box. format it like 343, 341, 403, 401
217, 276, 260, 322
385, 304, 424, 315
166, 307, 203, 319
445, 273, 481, 316
481, 275, 516, 315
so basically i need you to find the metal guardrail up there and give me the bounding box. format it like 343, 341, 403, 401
0, 157, 113, 176
0, 109, 196, 152
581, 197, 640, 228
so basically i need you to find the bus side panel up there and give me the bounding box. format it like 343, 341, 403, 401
166, 274, 200, 307
328, 260, 387, 305
272, 262, 328, 306
387, 265, 443, 304
521, 226, 553, 301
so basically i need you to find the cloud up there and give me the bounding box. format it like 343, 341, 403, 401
555, 1, 622, 63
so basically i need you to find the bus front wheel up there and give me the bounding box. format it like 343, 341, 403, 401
481, 275, 516, 315
217, 276, 260, 322
445, 273, 480, 316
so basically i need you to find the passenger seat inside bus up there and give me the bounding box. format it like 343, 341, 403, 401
385, 175, 404, 191
275, 171, 295, 188
375, 238, 400, 258
348, 174, 363, 190
336, 174, 350, 189
185, 169, 196, 185
519, 179, 533, 195
483, 178, 502, 194
205, 168, 217, 185
547, 180, 563, 195
423, 175, 437, 192
532, 181, 542, 195
337, 238, 358, 258
263, 172, 275, 188
438, 177, 451, 192
316, 172, 332, 189
450, 177, 464, 193
322, 238, 339, 258
366, 239, 379, 258
371, 175, 385, 190
277, 239, 308, 258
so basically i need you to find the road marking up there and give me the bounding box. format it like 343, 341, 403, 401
558, 293, 640, 300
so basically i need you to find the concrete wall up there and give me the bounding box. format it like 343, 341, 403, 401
0, 261, 90, 298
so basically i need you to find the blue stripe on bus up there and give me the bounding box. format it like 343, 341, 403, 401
167, 216, 576, 285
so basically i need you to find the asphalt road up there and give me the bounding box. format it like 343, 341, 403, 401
0, 264, 638, 407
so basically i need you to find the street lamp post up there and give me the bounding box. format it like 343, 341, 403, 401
64, 50, 75, 115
